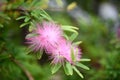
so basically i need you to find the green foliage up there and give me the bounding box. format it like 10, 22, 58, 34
80, 59, 91, 62
65, 62, 73, 75
69, 33, 78, 41
0, 12, 11, 28
61, 25, 79, 33
71, 47, 75, 62
0, 0, 90, 79
0, 45, 51, 80
72, 66, 84, 78
63, 62, 74, 76
76, 62, 90, 70
61, 25, 79, 42
16, 9, 53, 31
1, 0, 119, 80
51, 63, 62, 74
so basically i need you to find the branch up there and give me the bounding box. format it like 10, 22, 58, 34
12, 58, 34, 80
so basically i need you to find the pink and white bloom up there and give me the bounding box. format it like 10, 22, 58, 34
26, 22, 63, 51
26, 21, 82, 64
50, 40, 82, 64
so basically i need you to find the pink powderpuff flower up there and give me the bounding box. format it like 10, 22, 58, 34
50, 39, 70, 64
26, 22, 63, 52
50, 40, 82, 64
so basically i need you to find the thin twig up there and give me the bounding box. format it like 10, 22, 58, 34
11, 58, 34, 80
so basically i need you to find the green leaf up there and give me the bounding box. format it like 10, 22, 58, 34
63, 63, 70, 75
0, 24, 3, 28
40, 9, 52, 21
0, 54, 11, 60
72, 66, 84, 78
61, 25, 79, 30
4, 16, 11, 20
30, 0, 39, 7
26, 33, 38, 39
36, 50, 43, 59
24, 16, 30, 22
66, 62, 73, 75
63, 34, 69, 40
73, 41, 82, 46
16, 16, 26, 20
63, 28, 78, 33
31, 11, 39, 19
71, 47, 75, 62
28, 25, 35, 32
80, 59, 91, 62
0, 12, 11, 20
28, 21, 36, 32
40, 13, 51, 21
51, 64, 61, 74
69, 33, 78, 41
61, 25, 78, 33
76, 63, 90, 70
20, 22, 29, 28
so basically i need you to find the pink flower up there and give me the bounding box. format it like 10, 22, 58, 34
50, 40, 82, 64
26, 21, 82, 64
50, 40, 70, 63
26, 22, 63, 51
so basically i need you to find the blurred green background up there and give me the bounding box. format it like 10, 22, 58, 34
0, 0, 120, 80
